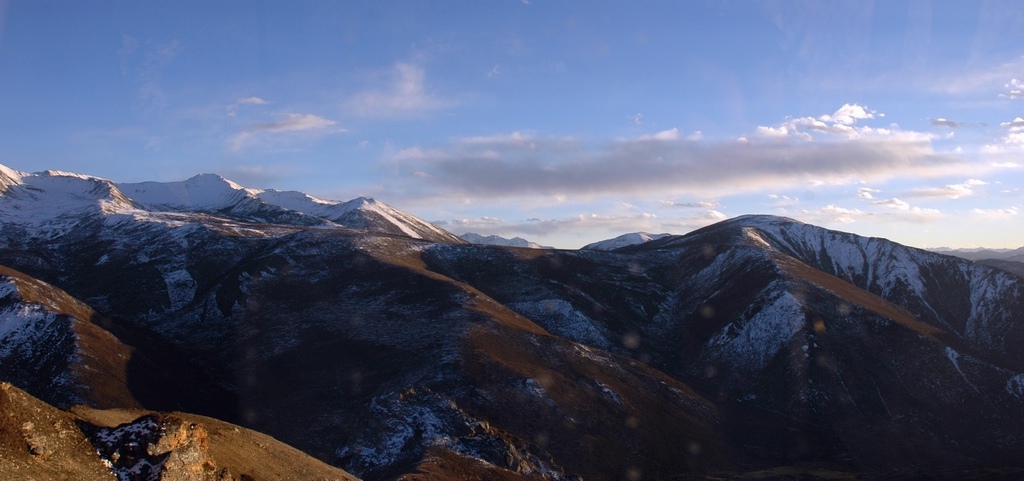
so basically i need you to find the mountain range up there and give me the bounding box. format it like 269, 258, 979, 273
2, 164, 1024, 480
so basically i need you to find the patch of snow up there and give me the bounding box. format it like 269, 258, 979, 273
1006, 374, 1024, 401
0, 303, 59, 359
707, 287, 805, 370
509, 299, 609, 348
160, 267, 197, 311
595, 380, 622, 404
945, 347, 981, 393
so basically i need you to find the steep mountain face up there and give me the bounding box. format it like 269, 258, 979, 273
424, 216, 1024, 469
3, 164, 1024, 480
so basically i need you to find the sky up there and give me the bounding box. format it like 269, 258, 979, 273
1, 1, 1024, 249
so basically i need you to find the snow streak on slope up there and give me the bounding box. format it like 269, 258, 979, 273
705, 285, 805, 371
0, 278, 62, 360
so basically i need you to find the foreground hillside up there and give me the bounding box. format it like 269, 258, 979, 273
2, 164, 1024, 480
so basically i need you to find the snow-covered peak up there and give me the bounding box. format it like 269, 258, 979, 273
0, 163, 462, 243
0, 164, 24, 193
118, 173, 259, 211
331, 196, 464, 243
582, 232, 671, 251
0, 167, 137, 231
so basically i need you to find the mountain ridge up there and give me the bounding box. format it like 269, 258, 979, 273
3, 164, 1024, 480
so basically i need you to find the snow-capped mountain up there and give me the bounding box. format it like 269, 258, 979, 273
0, 164, 462, 244
4, 164, 1024, 480
581, 231, 670, 251
458, 232, 551, 249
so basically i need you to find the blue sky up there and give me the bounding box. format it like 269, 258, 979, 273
1, 1, 1024, 248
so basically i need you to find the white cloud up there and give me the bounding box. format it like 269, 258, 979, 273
661, 199, 720, 208
755, 125, 790, 138
972, 206, 1018, 217
906, 179, 987, 199
1001, 117, 1024, 131
768, 194, 800, 207
803, 205, 865, 224
227, 97, 269, 116
754, 104, 927, 142
346, 62, 455, 118
229, 113, 340, 151
237, 97, 268, 105
857, 187, 880, 199
930, 118, 964, 128
871, 198, 942, 222
636, 128, 680, 141
1001, 78, 1024, 99
821, 103, 876, 125
872, 197, 911, 210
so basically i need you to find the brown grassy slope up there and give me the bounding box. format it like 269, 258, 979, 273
1, 382, 361, 481
0, 382, 115, 481
73, 405, 361, 481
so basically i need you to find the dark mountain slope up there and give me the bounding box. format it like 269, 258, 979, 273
1, 213, 734, 480
423, 217, 1024, 471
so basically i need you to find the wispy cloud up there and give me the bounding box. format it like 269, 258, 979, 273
661, 199, 720, 208
229, 113, 341, 151
227, 97, 269, 117
931, 118, 966, 128
237, 97, 268, 105
798, 199, 941, 225
768, 194, 800, 207
972, 206, 1019, 218
905, 179, 987, 199
868, 198, 942, 222
346, 62, 455, 118
119, 37, 180, 111
802, 205, 866, 224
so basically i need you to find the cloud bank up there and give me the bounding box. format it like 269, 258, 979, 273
391, 129, 961, 199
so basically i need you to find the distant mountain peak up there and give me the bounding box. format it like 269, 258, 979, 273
581, 231, 671, 251
459, 232, 551, 249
